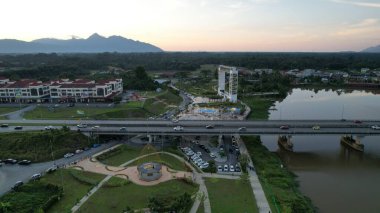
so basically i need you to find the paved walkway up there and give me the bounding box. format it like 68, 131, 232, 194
238, 136, 271, 213
71, 175, 112, 212
2, 105, 36, 120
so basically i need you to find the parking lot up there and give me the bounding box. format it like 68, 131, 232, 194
179, 135, 241, 174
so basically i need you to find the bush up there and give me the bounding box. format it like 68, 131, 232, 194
96, 146, 122, 161
69, 170, 101, 186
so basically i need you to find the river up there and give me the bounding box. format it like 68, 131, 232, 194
261, 88, 380, 213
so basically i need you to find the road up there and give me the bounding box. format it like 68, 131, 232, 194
0, 142, 117, 196
1, 122, 380, 135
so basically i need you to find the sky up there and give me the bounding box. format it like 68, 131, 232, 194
0, 0, 380, 52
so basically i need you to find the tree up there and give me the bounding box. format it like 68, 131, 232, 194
148, 197, 165, 213
0, 202, 11, 213
239, 154, 250, 173
170, 193, 192, 213
200, 69, 211, 79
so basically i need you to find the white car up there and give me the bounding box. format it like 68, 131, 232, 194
44, 126, 54, 130
75, 149, 83, 154
172, 119, 179, 123
371, 125, 380, 130
64, 153, 74, 158
31, 173, 41, 180
209, 153, 216, 158
77, 124, 87, 128
196, 151, 202, 156
173, 126, 184, 131
217, 165, 223, 172
223, 164, 229, 172
230, 165, 235, 172
92, 126, 100, 130
186, 151, 195, 156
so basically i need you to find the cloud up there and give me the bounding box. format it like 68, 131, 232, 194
333, 18, 380, 36
332, 0, 380, 8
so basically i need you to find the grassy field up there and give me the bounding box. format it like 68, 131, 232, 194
23, 90, 182, 120
0, 129, 93, 162
128, 153, 189, 171
40, 169, 106, 213
242, 97, 275, 120
242, 136, 315, 213
97, 144, 143, 166
0, 107, 21, 115
77, 178, 198, 213
204, 178, 258, 213
0, 182, 62, 213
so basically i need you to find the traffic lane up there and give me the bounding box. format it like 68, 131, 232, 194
1, 119, 380, 127
81, 126, 380, 135
0, 141, 117, 196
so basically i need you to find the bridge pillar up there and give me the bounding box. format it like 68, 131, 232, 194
148, 135, 153, 143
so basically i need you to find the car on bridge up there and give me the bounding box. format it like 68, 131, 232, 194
205, 125, 214, 129
238, 127, 246, 131
312, 125, 320, 130
280, 125, 289, 130
14, 126, 23, 130
120, 127, 127, 131
1, 124, 9, 128
77, 124, 87, 128
371, 125, 380, 130
173, 126, 184, 131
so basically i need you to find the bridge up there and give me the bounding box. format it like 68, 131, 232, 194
1, 119, 380, 135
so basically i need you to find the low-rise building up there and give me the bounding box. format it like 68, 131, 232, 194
0, 77, 123, 103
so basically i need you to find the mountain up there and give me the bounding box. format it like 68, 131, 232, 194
0, 33, 162, 53
362, 44, 380, 53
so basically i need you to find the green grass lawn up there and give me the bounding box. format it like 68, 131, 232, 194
23, 90, 182, 120
242, 136, 315, 213
41, 169, 106, 213
23, 103, 151, 120
128, 153, 189, 171
242, 97, 275, 120
204, 178, 258, 213
0, 129, 93, 162
97, 144, 143, 166
0, 107, 21, 115
77, 178, 198, 213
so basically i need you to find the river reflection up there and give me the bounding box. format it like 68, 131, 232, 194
261, 88, 380, 213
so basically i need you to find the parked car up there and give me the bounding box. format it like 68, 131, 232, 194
280, 125, 289, 130
64, 153, 74, 158
92, 143, 101, 148
230, 165, 235, 172
18, 160, 32, 165
173, 126, 184, 131
371, 125, 380, 130
0, 124, 9, 128
119, 127, 127, 131
4, 158, 17, 164
14, 126, 23, 130
235, 164, 241, 172
12, 181, 23, 190
31, 173, 42, 181
75, 149, 83, 154
217, 165, 223, 172
209, 153, 216, 158
223, 164, 229, 172
46, 166, 57, 173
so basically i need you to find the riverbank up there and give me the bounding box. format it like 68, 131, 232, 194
242, 136, 315, 213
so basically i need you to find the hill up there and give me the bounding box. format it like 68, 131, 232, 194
0, 33, 162, 53
362, 44, 380, 53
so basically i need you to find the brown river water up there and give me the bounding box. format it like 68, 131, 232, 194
261, 88, 380, 213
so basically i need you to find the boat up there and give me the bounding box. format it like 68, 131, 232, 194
340, 135, 364, 152
278, 135, 293, 152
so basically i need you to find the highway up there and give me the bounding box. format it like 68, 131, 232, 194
0, 121, 380, 135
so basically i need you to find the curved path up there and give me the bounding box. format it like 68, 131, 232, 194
3, 105, 36, 120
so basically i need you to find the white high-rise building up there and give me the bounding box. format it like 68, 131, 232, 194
218, 65, 238, 103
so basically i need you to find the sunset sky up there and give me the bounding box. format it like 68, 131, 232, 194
0, 0, 380, 52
